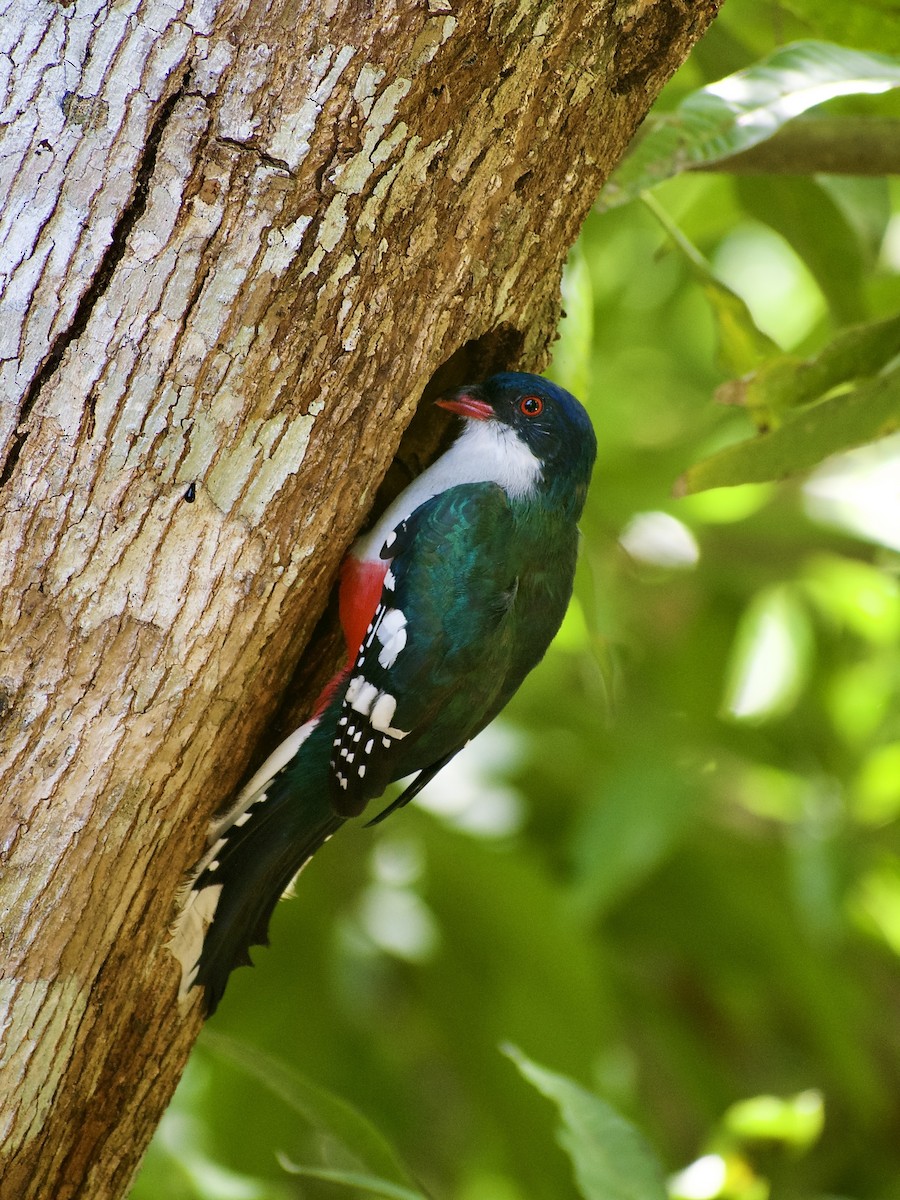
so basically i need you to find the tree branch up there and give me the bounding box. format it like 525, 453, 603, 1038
695, 115, 900, 176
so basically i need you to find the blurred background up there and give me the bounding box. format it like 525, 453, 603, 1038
133, 2, 900, 1197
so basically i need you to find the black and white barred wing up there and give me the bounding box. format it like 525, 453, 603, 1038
330, 528, 412, 816
329, 483, 519, 818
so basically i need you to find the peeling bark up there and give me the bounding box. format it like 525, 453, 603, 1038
0, 0, 719, 1195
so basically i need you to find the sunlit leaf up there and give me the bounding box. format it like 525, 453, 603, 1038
619, 510, 699, 569
849, 860, 900, 954
600, 41, 900, 209
723, 586, 812, 722
803, 432, 900, 551
802, 555, 900, 644
678, 482, 773, 523
852, 743, 900, 824
680, 362, 900, 491
827, 659, 896, 747
667, 1152, 765, 1200
711, 221, 826, 351
455, 1171, 529, 1200
717, 311, 900, 417
733, 764, 811, 823
503, 1046, 667, 1200
725, 1091, 825, 1149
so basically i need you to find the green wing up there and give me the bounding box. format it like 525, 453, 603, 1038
330, 483, 529, 815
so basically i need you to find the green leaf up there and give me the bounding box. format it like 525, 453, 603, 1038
643, 193, 779, 374
735, 176, 866, 325
570, 757, 700, 920
718, 311, 900, 419
201, 1032, 417, 1189
600, 41, 900, 209
680, 362, 900, 492
724, 1090, 825, 1149
503, 1046, 668, 1200
278, 1161, 429, 1200
722, 585, 813, 722
780, 0, 900, 56
816, 176, 892, 266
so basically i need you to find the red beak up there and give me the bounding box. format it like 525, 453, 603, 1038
435, 391, 494, 421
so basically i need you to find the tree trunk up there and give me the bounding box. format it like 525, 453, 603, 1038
0, 0, 719, 1194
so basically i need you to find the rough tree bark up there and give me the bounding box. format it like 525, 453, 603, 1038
0, 0, 719, 1195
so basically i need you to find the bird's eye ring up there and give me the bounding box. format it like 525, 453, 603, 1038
519, 395, 543, 416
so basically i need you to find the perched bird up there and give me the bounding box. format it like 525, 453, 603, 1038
171, 372, 596, 1012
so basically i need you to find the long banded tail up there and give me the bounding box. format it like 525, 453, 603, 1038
170, 716, 342, 1014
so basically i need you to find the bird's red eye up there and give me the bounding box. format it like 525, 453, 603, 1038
519, 395, 543, 416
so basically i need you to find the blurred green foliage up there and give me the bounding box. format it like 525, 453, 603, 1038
134, 3, 900, 1198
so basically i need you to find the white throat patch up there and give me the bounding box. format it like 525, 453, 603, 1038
355, 418, 541, 561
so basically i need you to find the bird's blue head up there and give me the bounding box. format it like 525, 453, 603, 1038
437, 372, 596, 518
